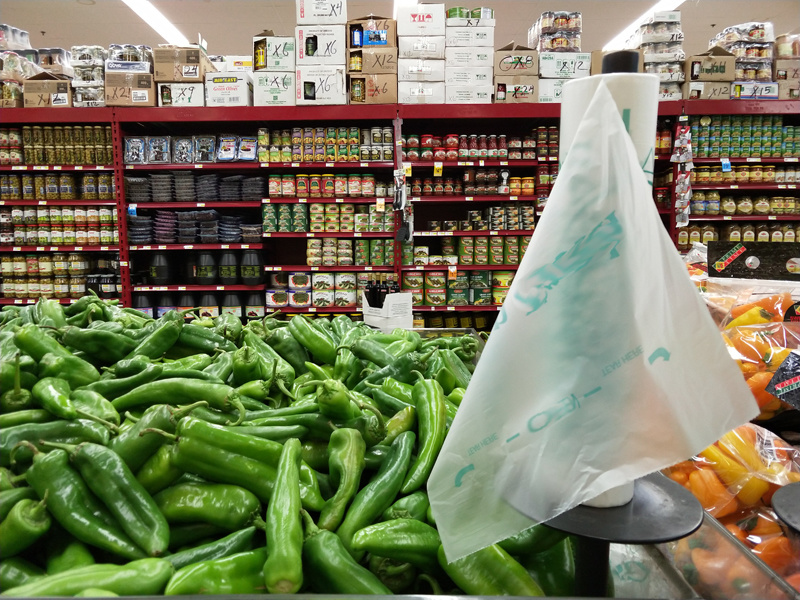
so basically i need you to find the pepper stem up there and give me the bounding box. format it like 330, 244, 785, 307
225, 398, 246, 426
75, 410, 119, 434
171, 401, 209, 420
251, 514, 267, 531
411, 370, 426, 384
275, 379, 296, 401
416, 574, 444, 595
40, 440, 79, 453
363, 381, 383, 390
139, 427, 177, 441
124, 411, 141, 423
9, 441, 39, 464
300, 509, 320, 541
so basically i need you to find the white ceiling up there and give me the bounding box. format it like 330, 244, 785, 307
2, 0, 799, 58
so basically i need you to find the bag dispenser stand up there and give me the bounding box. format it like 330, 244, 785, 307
772, 482, 800, 534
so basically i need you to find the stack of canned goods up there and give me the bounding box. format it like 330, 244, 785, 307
677, 223, 800, 251
691, 163, 799, 185
265, 271, 397, 309
401, 268, 521, 308
262, 203, 393, 234
1, 252, 119, 301
266, 173, 392, 198
690, 192, 799, 216
400, 130, 555, 162
0, 172, 115, 202
402, 235, 530, 268
689, 115, 798, 158
256, 125, 394, 164
305, 238, 394, 267
424, 203, 536, 232
0, 125, 114, 166
0, 203, 118, 247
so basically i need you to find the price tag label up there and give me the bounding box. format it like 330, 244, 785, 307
291, 162, 300, 167
479, 160, 485, 167
216, 286, 224, 291
263, 198, 271, 203
434, 162, 443, 177
11, 166, 27, 171
679, 115, 689, 122
221, 245, 230, 249
430, 306, 437, 311
490, 230, 498, 236
194, 164, 203, 169
11, 247, 21, 252
779, 185, 787, 189
177, 286, 186, 291
242, 245, 251, 249
120, 261, 129, 267
365, 266, 373, 271
33, 166, 49, 171
197, 202, 205, 207
326, 162, 334, 167
53, 166, 62, 171
157, 245, 166, 250
38, 200, 46, 205
500, 161, 508, 166
311, 266, 319, 271
354, 232, 362, 238
730, 185, 739, 189
298, 198, 307, 203
142, 245, 151, 250
721, 158, 732, 172
309, 307, 317, 312
35, 246, 45, 251
376, 198, 385, 212
183, 245, 194, 249
360, 162, 369, 167
336, 198, 344, 203
746, 157, 761, 162
510, 195, 518, 200
126, 165, 134, 169
443, 231, 453, 236
769, 216, 777, 220
790, 185, 797, 190
411, 197, 420, 202
263, 233, 271, 237
447, 306, 455, 311
723, 216, 732, 220
307, 233, 315, 237
784, 157, 798, 162
465, 196, 473, 202
74, 166, 83, 171
404, 163, 412, 176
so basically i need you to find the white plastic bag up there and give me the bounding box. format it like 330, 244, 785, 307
428, 80, 759, 562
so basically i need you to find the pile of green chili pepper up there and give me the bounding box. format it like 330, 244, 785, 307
0, 297, 579, 597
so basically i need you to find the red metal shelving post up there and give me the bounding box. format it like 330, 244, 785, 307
110, 108, 132, 307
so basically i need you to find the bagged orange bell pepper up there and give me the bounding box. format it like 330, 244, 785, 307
726, 307, 776, 330
688, 468, 739, 518
729, 293, 794, 321
698, 444, 770, 506
752, 536, 796, 575
746, 372, 780, 409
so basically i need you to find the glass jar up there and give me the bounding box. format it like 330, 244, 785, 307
422, 179, 434, 195
433, 147, 446, 161
769, 197, 784, 215
52, 253, 68, 276
420, 148, 434, 161
762, 165, 776, 183
754, 195, 772, 215
54, 275, 70, 298
720, 194, 736, 215
38, 254, 53, 276
735, 166, 750, 183
458, 135, 468, 158
736, 196, 753, 215
69, 276, 87, 299
444, 134, 459, 148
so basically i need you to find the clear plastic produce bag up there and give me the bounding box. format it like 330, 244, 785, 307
429, 80, 759, 562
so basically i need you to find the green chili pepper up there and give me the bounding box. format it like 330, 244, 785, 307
0, 468, 25, 492
70, 390, 120, 427
236, 424, 310, 443
135, 444, 182, 496
162, 354, 214, 371
401, 373, 446, 494
123, 319, 182, 361
368, 555, 418, 593
0, 360, 37, 398
111, 379, 245, 425
43, 441, 169, 558
0, 495, 51, 559
0, 557, 44, 590
165, 526, 256, 571
354, 349, 435, 395
380, 378, 415, 402
74, 588, 119, 597
12, 323, 73, 362
177, 324, 236, 355
242, 330, 296, 397
439, 348, 472, 389
24, 447, 145, 560
364, 444, 391, 470
109, 355, 152, 378
317, 379, 359, 421
156, 368, 223, 383
264, 326, 309, 376
263, 438, 303, 594
62, 294, 98, 317
519, 537, 575, 596
302, 510, 391, 594
333, 327, 366, 388
498, 523, 568, 556
164, 548, 266, 595
382, 490, 430, 522
0, 355, 33, 413
202, 351, 234, 383
300, 439, 329, 472
353, 518, 440, 571
1, 558, 174, 597
336, 430, 416, 560
214, 313, 243, 343
38, 353, 101, 391
2, 420, 110, 467
318, 428, 366, 531
31, 377, 79, 421
60, 327, 138, 364
168, 523, 226, 551
349, 337, 397, 368
46, 532, 96, 575
232, 345, 270, 386
154, 482, 261, 531
331, 315, 355, 338
447, 387, 466, 406
437, 544, 545, 596
87, 320, 125, 334
368, 387, 413, 417
0, 487, 37, 522
245, 411, 337, 441
83, 363, 163, 400
0, 409, 53, 429
382, 405, 416, 446
288, 315, 338, 365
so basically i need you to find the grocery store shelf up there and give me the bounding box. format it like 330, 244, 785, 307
0, 199, 117, 206
681, 100, 800, 115
409, 194, 537, 203
123, 161, 395, 171
401, 264, 519, 271
262, 197, 386, 204
0, 297, 120, 305
0, 107, 114, 123
693, 184, 798, 191
264, 265, 393, 272
405, 160, 541, 168
129, 202, 262, 209
271, 306, 363, 313
262, 232, 394, 238
412, 305, 502, 312
0, 165, 114, 172
133, 285, 265, 292
399, 104, 560, 119
128, 243, 262, 250
113, 105, 398, 122
691, 157, 799, 164
688, 215, 800, 221
414, 230, 531, 237
0, 245, 119, 252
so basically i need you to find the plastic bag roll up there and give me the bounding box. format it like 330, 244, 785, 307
559, 73, 660, 187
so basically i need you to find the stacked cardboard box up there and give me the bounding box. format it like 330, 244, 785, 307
775, 59, 799, 100
444, 9, 494, 104
105, 57, 156, 107
528, 11, 589, 103
151, 46, 215, 107
295, 0, 348, 105
683, 46, 735, 100
627, 11, 685, 100
493, 43, 538, 103
710, 21, 778, 100
346, 15, 398, 104
396, 4, 446, 104
253, 30, 296, 106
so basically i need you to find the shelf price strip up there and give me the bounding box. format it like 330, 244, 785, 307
713, 243, 746, 272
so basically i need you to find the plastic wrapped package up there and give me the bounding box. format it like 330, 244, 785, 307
172, 137, 194, 163
0, 50, 43, 81
124, 137, 147, 164
711, 22, 777, 47
735, 60, 775, 82
147, 136, 171, 164
70, 44, 106, 66
1, 79, 22, 100
776, 33, 800, 58
193, 136, 216, 163
0, 25, 31, 51
72, 85, 104, 107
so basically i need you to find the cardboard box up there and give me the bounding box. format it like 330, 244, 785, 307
226, 55, 253, 72
778, 80, 799, 100
253, 32, 296, 71
398, 81, 445, 104
775, 59, 800, 81
105, 60, 151, 73
445, 17, 495, 27
398, 58, 444, 81
153, 46, 215, 82
684, 81, 731, 100
539, 52, 591, 79
296, 0, 347, 25
659, 84, 683, 101
445, 26, 494, 48
396, 4, 446, 37
205, 72, 253, 106
349, 47, 397, 74
349, 73, 397, 104
398, 36, 445, 60
685, 46, 735, 82
104, 72, 155, 107
538, 78, 569, 103
296, 26, 346, 66
157, 82, 205, 106
590, 50, 644, 75
445, 85, 492, 104
730, 81, 779, 100
254, 72, 296, 105
444, 66, 492, 86
494, 75, 538, 103
445, 46, 492, 68
347, 15, 396, 48
494, 44, 538, 75
23, 73, 72, 108
296, 65, 346, 105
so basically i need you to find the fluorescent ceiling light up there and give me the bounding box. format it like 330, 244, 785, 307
121, 0, 190, 46
602, 0, 686, 51
393, 0, 418, 20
